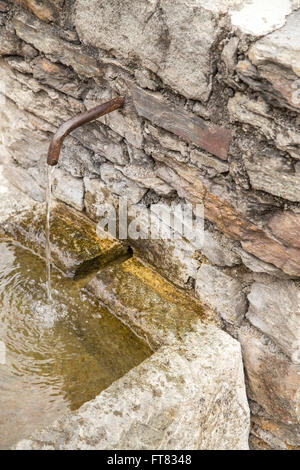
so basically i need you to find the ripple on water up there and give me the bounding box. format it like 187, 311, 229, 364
0, 241, 151, 449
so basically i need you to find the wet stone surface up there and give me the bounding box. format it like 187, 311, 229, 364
0, 202, 127, 277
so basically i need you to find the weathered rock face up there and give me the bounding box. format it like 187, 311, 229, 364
1, 0, 300, 449
196, 264, 247, 326
246, 10, 300, 112
15, 323, 250, 450
239, 329, 300, 425
247, 281, 300, 364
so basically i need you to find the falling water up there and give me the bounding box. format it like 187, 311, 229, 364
45, 166, 54, 303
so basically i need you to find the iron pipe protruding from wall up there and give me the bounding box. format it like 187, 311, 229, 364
47, 96, 125, 166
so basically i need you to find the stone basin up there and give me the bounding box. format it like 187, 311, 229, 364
0, 167, 250, 450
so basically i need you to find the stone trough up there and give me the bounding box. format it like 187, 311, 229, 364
0, 166, 250, 450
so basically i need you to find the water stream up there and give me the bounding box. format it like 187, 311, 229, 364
45, 166, 54, 303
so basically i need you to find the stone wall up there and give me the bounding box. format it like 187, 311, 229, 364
0, 0, 299, 450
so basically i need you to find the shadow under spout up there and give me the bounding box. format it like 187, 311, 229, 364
72, 245, 133, 290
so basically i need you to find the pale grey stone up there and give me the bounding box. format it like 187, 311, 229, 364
202, 230, 241, 267
117, 165, 175, 197
249, 10, 300, 78
244, 149, 300, 202
53, 168, 84, 211
73, 123, 127, 166
127, 204, 200, 286
134, 69, 158, 91
0, 59, 84, 127
75, 0, 227, 102
0, 97, 50, 169
229, 0, 299, 36
0, 165, 38, 224
228, 93, 300, 160
190, 149, 229, 174
247, 281, 300, 364
239, 326, 300, 424
127, 144, 154, 169
196, 264, 247, 325
99, 108, 144, 149
84, 177, 120, 221
3, 164, 45, 202
100, 163, 147, 204
221, 36, 239, 74
15, 322, 250, 450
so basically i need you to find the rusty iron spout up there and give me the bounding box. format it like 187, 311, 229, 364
47, 96, 125, 166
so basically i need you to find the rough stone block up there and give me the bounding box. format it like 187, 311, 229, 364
243, 148, 300, 202
88, 257, 211, 350
228, 93, 300, 160
100, 163, 147, 204
196, 264, 247, 325
248, 10, 300, 112
240, 329, 300, 425
53, 168, 84, 211
247, 281, 300, 364
15, 322, 250, 450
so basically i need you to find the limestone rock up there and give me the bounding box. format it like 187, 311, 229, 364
0, 97, 50, 168
88, 257, 211, 350
58, 136, 101, 178
31, 57, 87, 99
247, 10, 300, 112
3, 163, 45, 202
126, 204, 201, 286
73, 123, 127, 166
196, 264, 247, 325
15, 322, 250, 450
117, 165, 175, 197
229, 0, 299, 36
151, 149, 300, 277
239, 328, 300, 425
75, 0, 221, 102
243, 148, 300, 202
145, 123, 189, 157
228, 93, 300, 159
84, 177, 120, 222
53, 168, 84, 211
0, 164, 38, 224
0, 59, 84, 127
247, 281, 300, 364
201, 230, 241, 267
100, 163, 147, 204
190, 149, 229, 174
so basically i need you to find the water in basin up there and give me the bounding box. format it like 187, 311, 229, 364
0, 240, 152, 450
